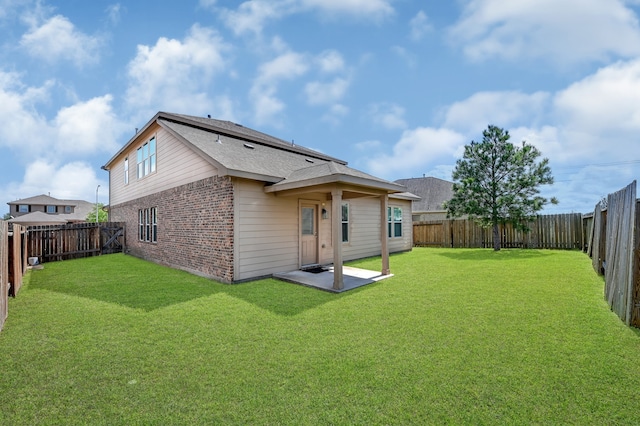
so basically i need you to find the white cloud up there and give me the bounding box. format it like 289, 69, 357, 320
125, 24, 230, 119
305, 77, 349, 105
0, 71, 124, 160
365, 127, 466, 179
0, 71, 53, 151
20, 15, 102, 67
316, 50, 345, 73
217, 0, 394, 36
554, 59, 640, 134
409, 10, 432, 41
220, 0, 288, 36
250, 50, 310, 124
53, 95, 122, 155
449, 0, 640, 65
301, 0, 394, 19
15, 159, 106, 203
368, 103, 407, 130
362, 57, 640, 211
321, 103, 349, 125
442, 90, 550, 135
106, 3, 122, 25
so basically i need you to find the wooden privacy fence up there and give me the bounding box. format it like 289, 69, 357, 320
413, 213, 583, 249
585, 181, 640, 327
1, 223, 27, 332
0, 221, 7, 332
27, 222, 125, 263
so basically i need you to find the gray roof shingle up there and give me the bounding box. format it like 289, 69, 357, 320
394, 177, 454, 212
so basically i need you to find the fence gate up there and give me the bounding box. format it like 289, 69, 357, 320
101, 224, 124, 255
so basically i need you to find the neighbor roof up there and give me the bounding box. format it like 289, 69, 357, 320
394, 177, 454, 212
8, 211, 69, 225
8, 194, 81, 207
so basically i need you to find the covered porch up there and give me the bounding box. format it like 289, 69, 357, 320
264, 161, 412, 291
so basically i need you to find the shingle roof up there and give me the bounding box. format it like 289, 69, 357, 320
7, 194, 80, 206
394, 177, 454, 212
159, 118, 340, 182
105, 111, 407, 194
269, 161, 405, 191
8, 211, 70, 225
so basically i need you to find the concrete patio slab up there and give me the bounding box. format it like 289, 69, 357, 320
273, 266, 393, 293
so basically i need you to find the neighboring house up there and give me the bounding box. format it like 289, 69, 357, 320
7, 194, 94, 226
394, 177, 454, 222
102, 112, 416, 290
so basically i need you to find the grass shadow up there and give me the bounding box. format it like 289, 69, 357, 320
433, 248, 559, 262
27, 254, 347, 315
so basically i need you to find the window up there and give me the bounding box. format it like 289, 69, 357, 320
151, 208, 157, 243
137, 136, 156, 179
341, 203, 349, 243
388, 206, 403, 238
18, 205, 28, 213
139, 207, 158, 243
65, 206, 72, 213
124, 157, 129, 185
46, 205, 57, 214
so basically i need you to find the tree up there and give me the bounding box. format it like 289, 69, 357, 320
2, 213, 11, 221
86, 203, 108, 223
446, 125, 557, 251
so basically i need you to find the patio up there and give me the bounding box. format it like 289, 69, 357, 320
273, 265, 393, 293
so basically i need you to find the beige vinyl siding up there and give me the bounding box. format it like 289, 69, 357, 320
343, 197, 384, 261
320, 197, 413, 263
388, 200, 413, 253
234, 179, 300, 281
110, 125, 219, 206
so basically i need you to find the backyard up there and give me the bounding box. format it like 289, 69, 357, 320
1, 248, 639, 424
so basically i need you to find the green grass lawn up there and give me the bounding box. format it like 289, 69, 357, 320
1, 248, 639, 424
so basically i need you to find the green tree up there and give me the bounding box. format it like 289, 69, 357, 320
2, 212, 11, 221
446, 125, 557, 251
86, 203, 108, 223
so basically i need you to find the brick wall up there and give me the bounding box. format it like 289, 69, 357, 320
109, 176, 235, 282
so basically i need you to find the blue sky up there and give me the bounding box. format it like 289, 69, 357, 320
2, 0, 640, 215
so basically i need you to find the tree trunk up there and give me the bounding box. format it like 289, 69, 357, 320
492, 222, 501, 251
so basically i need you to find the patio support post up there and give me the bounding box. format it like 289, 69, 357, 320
380, 194, 390, 275
332, 189, 344, 290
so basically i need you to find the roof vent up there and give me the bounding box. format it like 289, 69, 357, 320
243, 143, 254, 149
235, 123, 244, 127
305, 158, 314, 163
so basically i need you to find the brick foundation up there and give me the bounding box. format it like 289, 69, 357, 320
109, 176, 234, 282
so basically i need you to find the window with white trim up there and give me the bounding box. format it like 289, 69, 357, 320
136, 136, 156, 179
388, 206, 403, 238
124, 157, 129, 185
341, 203, 349, 243
46, 205, 57, 214
18, 205, 28, 213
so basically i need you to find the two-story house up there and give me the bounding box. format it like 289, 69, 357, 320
7, 194, 94, 226
102, 112, 416, 290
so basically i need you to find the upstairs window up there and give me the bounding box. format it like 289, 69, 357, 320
18, 205, 28, 213
124, 157, 129, 185
64, 206, 72, 213
388, 206, 403, 238
46, 205, 57, 214
137, 136, 156, 179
